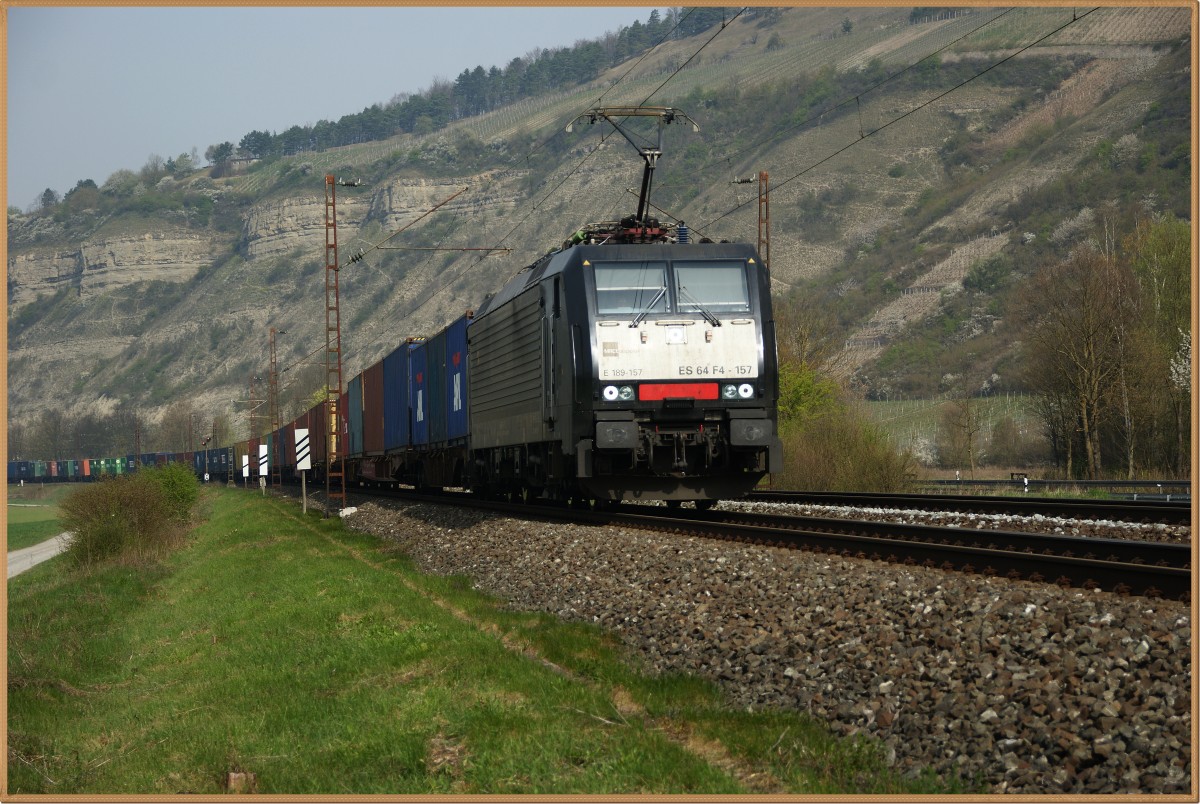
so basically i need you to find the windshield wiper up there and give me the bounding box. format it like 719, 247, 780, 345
678, 285, 721, 327
629, 286, 668, 328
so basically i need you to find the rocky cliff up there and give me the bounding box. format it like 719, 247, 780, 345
8, 229, 224, 306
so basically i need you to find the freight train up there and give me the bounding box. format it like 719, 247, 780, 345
8, 107, 783, 507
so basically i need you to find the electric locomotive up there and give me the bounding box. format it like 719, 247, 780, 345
466, 107, 782, 506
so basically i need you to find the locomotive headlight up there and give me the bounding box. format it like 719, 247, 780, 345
618, 385, 635, 402
603, 385, 620, 401
738, 383, 755, 399
721, 384, 739, 400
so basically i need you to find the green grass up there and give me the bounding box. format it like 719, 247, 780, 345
9, 488, 976, 795
7, 484, 75, 551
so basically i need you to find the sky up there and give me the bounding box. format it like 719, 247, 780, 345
5, 5, 661, 210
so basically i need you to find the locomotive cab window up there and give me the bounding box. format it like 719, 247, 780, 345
673, 261, 751, 314
593, 262, 669, 315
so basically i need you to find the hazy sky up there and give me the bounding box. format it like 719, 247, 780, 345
5, 5, 660, 210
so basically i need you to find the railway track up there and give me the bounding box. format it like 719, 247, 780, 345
610, 504, 1191, 601
748, 489, 1193, 526
337, 484, 1192, 601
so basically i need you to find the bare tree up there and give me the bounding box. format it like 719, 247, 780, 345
140, 153, 166, 184
774, 293, 838, 369
8, 418, 29, 460
938, 388, 984, 476
1028, 373, 1076, 477
156, 400, 196, 452
30, 409, 69, 459
1020, 248, 1138, 479
70, 412, 113, 459
987, 416, 1026, 467
1107, 256, 1145, 479
280, 363, 325, 423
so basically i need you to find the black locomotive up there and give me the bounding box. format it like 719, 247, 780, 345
452, 107, 781, 505
466, 216, 781, 506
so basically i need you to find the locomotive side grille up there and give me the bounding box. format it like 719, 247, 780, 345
468, 288, 547, 449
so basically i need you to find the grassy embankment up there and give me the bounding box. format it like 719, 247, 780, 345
6, 483, 75, 552
9, 486, 977, 795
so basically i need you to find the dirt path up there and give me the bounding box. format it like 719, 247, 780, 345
7, 533, 71, 578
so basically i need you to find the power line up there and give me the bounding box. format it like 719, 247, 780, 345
639, 7, 745, 108
509, 8, 702, 174
654, 7, 1018, 197
697, 7, 1100, 233
340, 185, 470, 269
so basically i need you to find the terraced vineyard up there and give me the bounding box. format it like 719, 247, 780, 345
965, 5, 1189, 50
863, 394, 1041, 457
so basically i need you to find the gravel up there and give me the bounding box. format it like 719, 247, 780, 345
335, 494, 1192, 794
722, 500, 1191, 543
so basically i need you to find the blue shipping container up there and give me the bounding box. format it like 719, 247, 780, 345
383, 341, 416, 452
427, 329, 448, 445
446, 315, 471, 440
411, 342, 429, 447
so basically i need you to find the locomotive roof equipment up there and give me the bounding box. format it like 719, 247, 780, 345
567, 106, 699, 235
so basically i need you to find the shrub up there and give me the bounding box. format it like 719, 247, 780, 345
779, 402, 915, 492
59, 469, 194, 568
141, 462, 200, 522
778, 362, 839, 428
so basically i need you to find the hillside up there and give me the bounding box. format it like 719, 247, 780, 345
6, 5, 1193, 451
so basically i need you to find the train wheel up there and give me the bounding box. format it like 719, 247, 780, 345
695, 499, 718, 511
666, 500, 682, 510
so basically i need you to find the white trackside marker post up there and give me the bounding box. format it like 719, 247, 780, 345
259, 445, 268, 496
296, 428, 311, 514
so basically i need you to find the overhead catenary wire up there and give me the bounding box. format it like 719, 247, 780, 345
340, 185, 470, 269
329, 14, 705, 372
638, 7, 745, 108
469, 8, 744, 270
652, 6, 1018, 198
694, 6, 1100, 235
420, 5, 702, 264
509, 8, 701, 174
